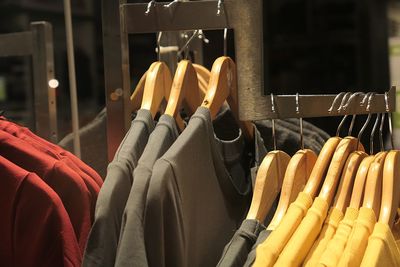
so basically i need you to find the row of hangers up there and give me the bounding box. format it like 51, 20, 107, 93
247, 91, 400, 230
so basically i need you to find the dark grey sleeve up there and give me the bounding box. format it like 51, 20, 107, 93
217, 220, 265, 267
243, 229, 272, 267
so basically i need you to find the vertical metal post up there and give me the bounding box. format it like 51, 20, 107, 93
102, 0, 131, 161
31, 22, 58, 143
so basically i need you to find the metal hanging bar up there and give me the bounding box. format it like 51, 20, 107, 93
0, 21, 58, 143
63, 0, 81, 158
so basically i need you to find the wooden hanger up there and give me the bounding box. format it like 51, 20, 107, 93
302, 137, 342, 199
379, 150, 400, 227
318, 136, 361, 205
349, 155, 375, 209
267, 149, 317, 230
131, 64, 209, 111
333, 151, 367, 212
246, 150, 291, 222
140, 61, 173, 118
201, 56, 254, 140
164, 60, 202, 131
362, 152, 387, 218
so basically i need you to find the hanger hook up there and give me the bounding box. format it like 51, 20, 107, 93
385, 91, 395, 149
163, 0, 180, 8
145, 0, 156, 15
217, 0, 224, 16
328, 92, 346, 113
271, 93, 277, 150
370, 113, 381, 155
156, 32, 163, 61
336, 92, 352, 137
296, 93, 304, 150
358, 92, 375, 152
343, 92, 364, 136
379, 113, 386, 152
178, 30, 199, 60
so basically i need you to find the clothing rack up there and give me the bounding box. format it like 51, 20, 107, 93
102, 0, 396, 160
0, 21, 58, 143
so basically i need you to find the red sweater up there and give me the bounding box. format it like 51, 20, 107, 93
0, 117, 103, 186
0, 156, 82, 266
0, 120, 101, 218
0, 131, 92, 253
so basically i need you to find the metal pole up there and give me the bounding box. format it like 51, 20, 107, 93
63, 0, 81, 158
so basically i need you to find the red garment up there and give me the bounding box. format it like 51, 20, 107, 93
0, 117, 103, 186
0, 131, 92, 253
0, 156, 82, 267
0, 120, 100, 218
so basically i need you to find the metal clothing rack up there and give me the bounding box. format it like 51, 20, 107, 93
102, 0, 396, 160
0, 21, 58, 143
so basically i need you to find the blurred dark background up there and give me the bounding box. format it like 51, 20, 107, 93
0, 0, 398, 153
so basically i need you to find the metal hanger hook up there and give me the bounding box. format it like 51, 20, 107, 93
217, 0, 224, 16
145, 0, 156, 15
271, 93, 277, 150
296, 93, 304, 149
385, 91, 395, 149
156, 32, 163, 61
163, 0, 180, 8
178, 30, 199, 60
379, 113, 386, 152
370, 113, 381, 154
335, 92, 352, 137
358, 92, 376, 151
328, 92, 346, 113
343, 92, 365, 136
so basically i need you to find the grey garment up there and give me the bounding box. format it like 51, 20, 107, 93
82, 109, 154, 267
144, 107, 253, 267
285, 118, 330, 142
217, 219, 266, 267
114, 114, 179, 267
58, 108, 108, 178
243, 229, 272, 267
254, 119, 327, 156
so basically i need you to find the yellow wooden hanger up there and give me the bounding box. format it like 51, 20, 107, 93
140, 61, 173, 118
333, 151, 367, 212
349, 155, 375, 209
246, 150, 291, 222
267, 149, 317, 230
379, 150, 400, 226
164, 60, 202, 131
130, 64, 210, 111
201, 56, 254, 140
267, 96, 317, 230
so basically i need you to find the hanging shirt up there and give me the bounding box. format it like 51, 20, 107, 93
114, 114, 180, 267
0, 120, 101, 218
143, 106, 254, 267
0, 155, 82, 267
253, 191, 313, 267
58, 108, 109, 178
0, 117, 103, 187
318, 207, 359, 267
337, 207, 377, 267
0, 131, 92, 253
274, 197, 329, 266
216, 219, 266, 267
82, 109, 154, 267
360, 222, 400, 267
303, 207, 344, 266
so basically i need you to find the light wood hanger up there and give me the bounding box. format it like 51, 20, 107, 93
318, 136, 361, 204
140, 61, 173, 118
246, 150, 291, 222
267, 149, 317, 230
333, 151, 367, 212
302, 137, 342, 198
201, 56, 254, 140
379, 150, 400, 227
362, 151, 387, 218
349, 155, 375, 209
164, 60, 202, 131
131, 64, 209, 111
